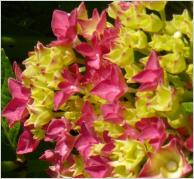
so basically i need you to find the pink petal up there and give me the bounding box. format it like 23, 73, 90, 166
85, 156, 112, 178
45, 118, 71, 142
101, 143, 115, 156
51, 10, 69, 39
136, 117, 166, 150
55, 134, 78, 162
76, 101, 96, 128
145, 50, 160, 70
91, 62, 127, 102
132, 69, 161, 83
8, 78, 30, 100
75, 43, 95, 57
87, 58, 101, 70
2, 98, 29, 128
139, 81, 158, 91
101, 102, 123, 124
91, 80, 121, 103
75, 123, 98, 159
39, 149, 55, 162
184, 136, 193, 152
92, 8, 100, 21
17, 130, 39, 154
119, 124, 139, 140
54, 90, 73, 111
68, 8, 77, 27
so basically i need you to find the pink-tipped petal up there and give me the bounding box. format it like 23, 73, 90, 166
77, 2, 88, 20
119, 124, 139, 140
96, 10, 107, 35
13, 61, 23, 82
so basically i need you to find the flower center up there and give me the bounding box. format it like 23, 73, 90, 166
165, 160, 178, 172
173, 31, 182, 38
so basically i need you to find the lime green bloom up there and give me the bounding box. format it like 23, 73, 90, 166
160, 53, 186, 74
110, 139, 146, 177
22, 43, 75, 89
165, 9, 193, 42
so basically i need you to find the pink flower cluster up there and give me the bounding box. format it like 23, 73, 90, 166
2, 2, 193, 178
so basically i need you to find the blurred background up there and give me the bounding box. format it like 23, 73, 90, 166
1, 1, 193, 178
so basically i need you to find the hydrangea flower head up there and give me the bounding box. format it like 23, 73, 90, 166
2, 1, 193, 178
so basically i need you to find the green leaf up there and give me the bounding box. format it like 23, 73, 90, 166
181, 102, 193, 114
1, 49, 20, 150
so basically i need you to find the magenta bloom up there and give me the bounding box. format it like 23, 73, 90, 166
2, 2, 193, 178
54, 64, 81, 111
45, 118, 71, 142
75, 27, 118, 70
91, 62, 128, 103
136, 117, 167, 150
132, 50, 163, 91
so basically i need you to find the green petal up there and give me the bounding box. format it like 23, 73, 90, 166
150, 85, 173, 112
160, 53, 186, 74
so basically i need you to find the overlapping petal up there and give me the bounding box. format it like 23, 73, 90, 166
17, 129, 40, 154
132, 50, 163, 91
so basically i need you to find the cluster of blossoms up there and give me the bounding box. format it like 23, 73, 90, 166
2, 1, 193, 178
